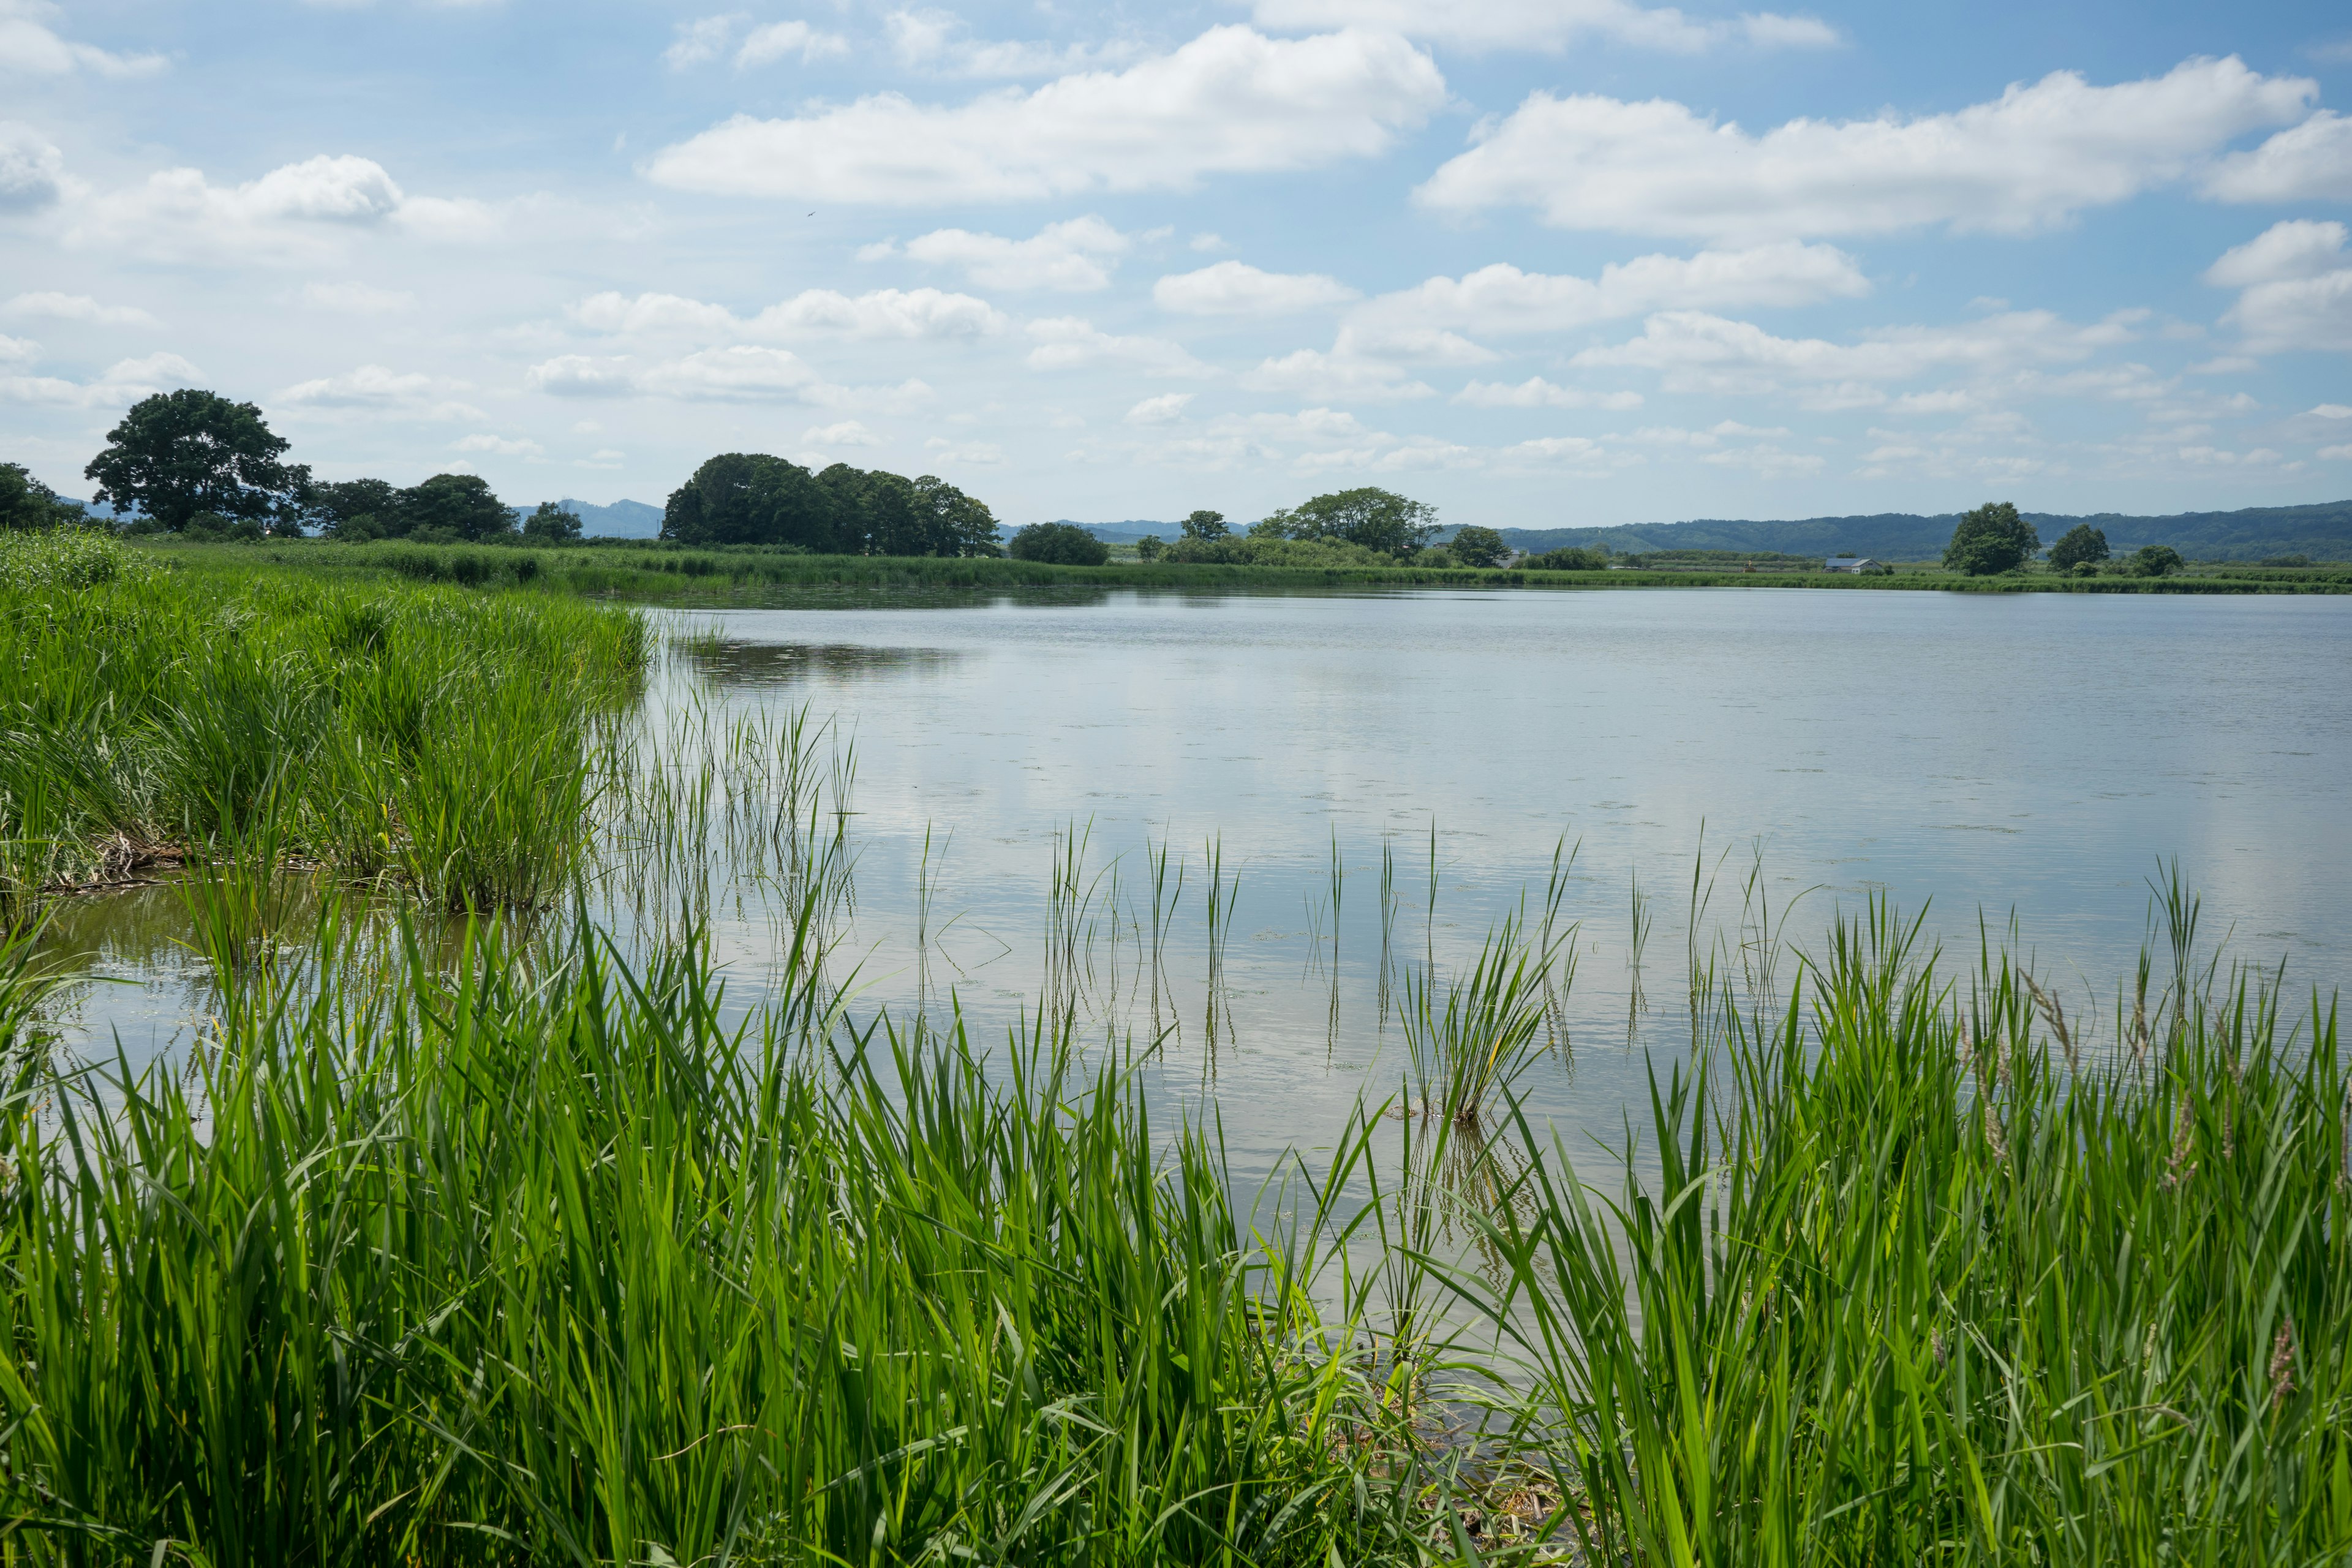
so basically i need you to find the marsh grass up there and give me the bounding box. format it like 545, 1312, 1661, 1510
1436, 897, 2352, 1565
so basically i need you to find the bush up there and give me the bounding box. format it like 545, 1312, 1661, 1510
1006, 522, 1110, 565
1521, 546, 1610, 571
2048, 522, 2110, 570
1417, 546, 1459, 569
0, 529, 159, 592
1134, 534, 1165, 560
1159, 534, 1392, 568
2129, 543, 2184, 578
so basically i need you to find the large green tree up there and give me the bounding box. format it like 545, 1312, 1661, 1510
1008, 522, 1108, 565
0, 463, 84, 530
1180, 509, 1228, 541
2047, 522, 2110, 571
1450, 526, 1509, 568
662, 453, 999, 556
85, 390, 311, 532
1255, 488, 1439, 558
522, 501, 583, 542
1942, 501, 2041, 576
309, 477, 402, 539
400, 473, 514, 541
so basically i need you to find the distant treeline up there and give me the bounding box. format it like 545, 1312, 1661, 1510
1485, 500, 2352, 564
660, 453, 999, 557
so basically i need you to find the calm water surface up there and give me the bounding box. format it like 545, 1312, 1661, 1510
49, 586, 2352, 1183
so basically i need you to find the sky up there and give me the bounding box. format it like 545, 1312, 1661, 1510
2, 0, 2350, 528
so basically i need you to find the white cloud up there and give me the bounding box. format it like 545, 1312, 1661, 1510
738, 20, 850, 67
639, 345, 819, 401
2322, 444, 2352, 461
0, 2, 167, 78
527, 356, 636, 396
1359, 243, 1867, 341
453, 432, 544, 457
1417, 57, 2316, 240
1154, 260, 1359, 315
70, 154, 499, 262
1250, 0, 1838, 53
0, 350, 200, 408
1336, 325, 1497, 364
1240, 347, 1433, 401
2205, 220, 2352, 353
869, 217, 1129, 291
576, 448, 626, 469
277, 363, 439, 407
2, 291, 156, 326
645, 26, 1446, 203
1453, 377, 1643, 409
0, 121, 66, 209
802, 419, 883, 445
301, 281, 417, 315
1573, 308, 2144, 396
570, 287, 1005, 340
884, 9, 1147, 77
0, 333, 33, 364
1701, 443, 1825, 476
2309, 403, 2352, 418
1126, 391, 1194, 424
2200, 111, 2352, 203
663, 14, 743, 69
1025, 317, 1212, 376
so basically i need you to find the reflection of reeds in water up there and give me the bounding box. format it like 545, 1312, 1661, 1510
1626, 868, 1653, 1042
1378, 839, 1398, 1020
1327, 829, 1344, 1059
1403, 918, 1548, 1129
1532, 834, 1581, 1058
1145, 834, 1182, 1043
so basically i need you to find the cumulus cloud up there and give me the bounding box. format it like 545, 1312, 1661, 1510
1240, 347, 1433, 401
2205, 220, 2352, 353
1250, 0, 1838, 53
1417, 56, 2316, 240
2201, 112, 2352, 202
867, 216, 1130, 290
1357, 243, 1867, 339
664, 13, 848, 69
1453, 377, 1643, 409
277, 363, 440, 407
645, 26, 1446, 203
0, 1, 167, 78
1025, 317, 1212, 376
1, 350, 200, 408
569, 287, 1005, 340
1153, 261, 1359, 315
453, 433, 544, 458
802, 419, 883, 445
0, 121, 66, 209
1573, 307, 2143, 401
527, 347, 933, 407
69, 154, 498, 262
885, 9, 1147, 77
2, 291, 156, 326
1126, 391, 1194, 424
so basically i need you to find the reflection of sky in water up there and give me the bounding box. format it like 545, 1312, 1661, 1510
40, 587, 2352, 1194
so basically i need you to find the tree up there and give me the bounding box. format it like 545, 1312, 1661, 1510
1522, 546, 1609, 571
85, 390, 311, 532
2048, 522, 2110, 571
401, 473, 514, 541
1451, 526, 1508, 568
1942, 501, 2041, 576
1257, 488, 1439, 558
1, 462, 84, 530
1181, 509, 1228, 541
523, 501, 583, 542
913, 475, 1001, 557
661, 453, 1000, 556
309, 477, 402, 539
1007, 522, 1109, 565
1135, 534, 1166, 561
2130, 543, 2184, 577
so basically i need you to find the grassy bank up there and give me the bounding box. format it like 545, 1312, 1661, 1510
129, 536, 2352, 602
1, 884, 2342, 1561
0, 530, 646, 922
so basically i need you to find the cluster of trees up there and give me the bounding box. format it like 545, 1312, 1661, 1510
1, 463, 86, 530
309, 477, 579, 543
661, 453, 999, 557
1007, 522, 1108, 565
1945, 503, 2187, 578
1131, 490, 1461, 567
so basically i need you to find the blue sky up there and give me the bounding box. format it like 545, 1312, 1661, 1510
3, 0, 2348, 527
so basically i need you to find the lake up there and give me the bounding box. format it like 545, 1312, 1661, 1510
43, 584, 2352, 1181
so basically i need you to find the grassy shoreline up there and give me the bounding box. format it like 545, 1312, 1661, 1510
131, 536, 2352, 601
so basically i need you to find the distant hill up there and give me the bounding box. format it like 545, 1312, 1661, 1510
521, 497, 664, 538
1472, 501, 2352, 563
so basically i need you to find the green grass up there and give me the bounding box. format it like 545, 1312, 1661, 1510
0, 530, 647, 921
1442, 895, 2351, 1565
0, 910, 1457, 1567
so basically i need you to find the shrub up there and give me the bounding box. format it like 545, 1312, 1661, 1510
2048, 522, 2111, 570
2130, 543, 2185, 578
1521, 546, 1610, 571
1134, 534, 1166, 560
1007, 522, 1110, 565
0, 529, 158, 592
